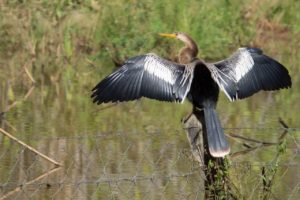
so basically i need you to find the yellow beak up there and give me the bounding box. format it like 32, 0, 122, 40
158, 33, 177, 39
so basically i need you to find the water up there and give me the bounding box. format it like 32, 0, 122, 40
0, 77, 299, 199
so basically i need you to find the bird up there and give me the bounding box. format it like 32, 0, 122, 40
91, 32, 292, 157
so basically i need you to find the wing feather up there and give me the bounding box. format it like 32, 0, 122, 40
208, 48, 291, 101
91, 53, 194, 104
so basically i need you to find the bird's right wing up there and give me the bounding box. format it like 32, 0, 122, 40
91, 53, 194, 104
207, 48, 291, 101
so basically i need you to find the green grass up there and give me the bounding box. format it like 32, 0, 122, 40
1, 0, 299, 88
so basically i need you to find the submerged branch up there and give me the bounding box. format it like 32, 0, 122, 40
227, 133, 277, 145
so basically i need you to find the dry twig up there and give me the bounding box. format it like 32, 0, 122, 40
0, 167, 61, 200
0, 128, 61, 166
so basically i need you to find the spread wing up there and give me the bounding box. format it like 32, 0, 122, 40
207, 47, 292, 101
91, 53, 194, 104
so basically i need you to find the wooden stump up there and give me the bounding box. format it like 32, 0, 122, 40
183, 108, 234, 199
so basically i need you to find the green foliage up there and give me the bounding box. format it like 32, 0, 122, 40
260, 136, 288, 199
63, 27, 73, 59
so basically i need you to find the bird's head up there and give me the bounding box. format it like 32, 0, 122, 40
158, 32, 198, 63
159, 32, 197, 51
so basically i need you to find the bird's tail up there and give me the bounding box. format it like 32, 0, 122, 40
203, 107, 230, 157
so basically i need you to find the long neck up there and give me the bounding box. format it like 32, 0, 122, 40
181, 35, 198, 57
178, 35, 199, 64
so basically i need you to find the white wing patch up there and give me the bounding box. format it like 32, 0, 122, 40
234, 49, 254, 81
144, 55, 175, 84
208, 48, 262, 101
180, 63, 194, 103
207, 64, 235, 101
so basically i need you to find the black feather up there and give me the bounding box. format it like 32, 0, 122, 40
210, 47, 291, 100
203, 105, 230, 157
91, 54, 194, 104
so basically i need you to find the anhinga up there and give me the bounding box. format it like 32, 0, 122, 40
91, 32, 292, 157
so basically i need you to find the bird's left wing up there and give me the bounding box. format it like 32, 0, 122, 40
91, 53, 194, 104
207, 47, 292, 101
